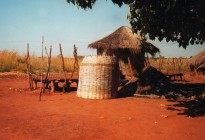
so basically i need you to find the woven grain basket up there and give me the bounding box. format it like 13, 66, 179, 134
77, 56, 119, 99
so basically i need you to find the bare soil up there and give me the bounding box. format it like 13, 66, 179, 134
0, 73, 205, 140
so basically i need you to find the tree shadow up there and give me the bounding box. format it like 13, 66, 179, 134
117, 80, 205, 117
117, 66, 205, 117
172, 98, 205, 117
170, 83, 205, 98
166, 82, 205, 117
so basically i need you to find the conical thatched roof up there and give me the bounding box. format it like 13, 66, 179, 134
197, 63, 205, 70
189, 50, 205, 70
88, 26, 159, 54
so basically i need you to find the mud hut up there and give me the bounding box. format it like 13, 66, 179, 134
88, 26, 160, 78
189, 50, 205, 74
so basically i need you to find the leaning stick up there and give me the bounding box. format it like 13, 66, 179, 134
59, 44, 67, 92
70, 44, 79, 80
39, 36, 44, 101
45, 46, 49, 67
43, 46, 52, 92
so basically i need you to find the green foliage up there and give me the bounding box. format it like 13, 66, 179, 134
129, 0, 205, 48
66, 0, 205, 48
66, 0, 97, 9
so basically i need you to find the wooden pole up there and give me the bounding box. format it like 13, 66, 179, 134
43, 46, 52, 92
70, 44, 79, 80
59, 44, 67, 92
26, 43, 33, 91
28, 44, 33, 90
39, 36, 44, 101
29, 57, 33, 90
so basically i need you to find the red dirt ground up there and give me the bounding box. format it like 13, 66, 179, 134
0, 73, 205, 140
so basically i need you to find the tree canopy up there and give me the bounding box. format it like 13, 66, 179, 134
66, 0, 205, 48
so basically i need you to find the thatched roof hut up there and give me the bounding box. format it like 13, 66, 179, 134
189, 50, 205, 73
88, 26, 160, 77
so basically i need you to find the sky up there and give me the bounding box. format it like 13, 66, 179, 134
0, 0, 204, 57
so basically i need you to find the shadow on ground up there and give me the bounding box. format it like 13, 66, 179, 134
167, 82, 205, 117
167, 98, 205, 117
117, 77, 205, 117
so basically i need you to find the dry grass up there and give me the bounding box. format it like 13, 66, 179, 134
0, 50, 83, 73
0, 50, 26, 72
148, 57, 190, 73
0, 50, 191, 74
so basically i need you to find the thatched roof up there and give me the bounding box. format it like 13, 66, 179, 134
197, 63, 205, 70
189, 50, 205, 70
88, 26, 159, 55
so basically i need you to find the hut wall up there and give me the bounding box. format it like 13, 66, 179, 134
97, 48, 146, 78
77, 56, 119, 99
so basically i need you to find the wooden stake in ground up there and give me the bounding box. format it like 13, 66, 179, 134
70, 44, 79, 80
39, 36, 44, 101
59, 44, 68, 92
26, 43, 33, 90
43, 45, 52, 92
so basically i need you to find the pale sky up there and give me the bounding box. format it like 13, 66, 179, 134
0, 0, 204, 57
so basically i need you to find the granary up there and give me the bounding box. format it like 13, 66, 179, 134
88, 26, 160, 78
189, 49, 205, 75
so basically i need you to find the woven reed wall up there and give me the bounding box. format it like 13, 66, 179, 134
77, 56, 119, 99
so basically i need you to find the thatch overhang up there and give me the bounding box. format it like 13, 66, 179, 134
88, 26, 160, 77
197, 63, 205, 70
88, 26, 160, 55
189, 50, 205, 71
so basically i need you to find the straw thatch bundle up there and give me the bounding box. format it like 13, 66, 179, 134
88, 26, 160, 77
189, 50, 205, 72
77, 56, 119, 99
136, 66, 170, 95
117, 66, 170, 97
